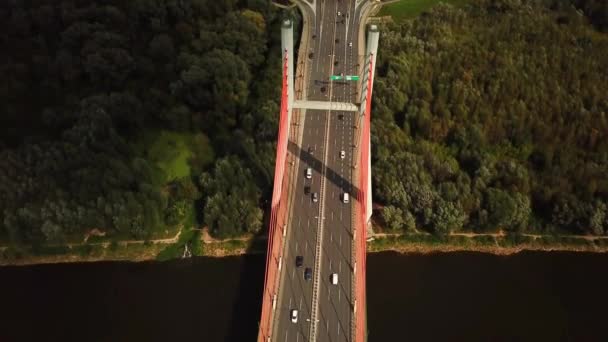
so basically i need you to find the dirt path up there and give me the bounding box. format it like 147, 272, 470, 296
372, 230, 608, 241
0, 227, 184, 253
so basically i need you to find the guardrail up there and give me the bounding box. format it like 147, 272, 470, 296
258, 51, 291, 342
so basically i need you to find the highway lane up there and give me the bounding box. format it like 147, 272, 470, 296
315, 0, 361, 341
272, 1, 363, 341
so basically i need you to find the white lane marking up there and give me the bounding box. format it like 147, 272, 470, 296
292, 268, 295, 280
296, 241, 298, 253
300, 296, 303, 310
285, 330, 288, 342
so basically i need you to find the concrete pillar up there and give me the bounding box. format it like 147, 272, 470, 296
359, 24, 379, 117
281, 19, 295, 129
362, 25, 379, 226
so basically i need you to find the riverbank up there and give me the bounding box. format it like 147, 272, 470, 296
368, 233, 608, 255
0, 228, 267, 266
3, 229, 608, 266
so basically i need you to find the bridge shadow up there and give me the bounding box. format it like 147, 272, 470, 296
288, 140, 361, 201
224, 222, 268, 341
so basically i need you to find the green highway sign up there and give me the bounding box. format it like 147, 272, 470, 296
330, 75, 359, 81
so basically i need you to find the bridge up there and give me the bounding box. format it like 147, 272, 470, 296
258, 1, 381, 341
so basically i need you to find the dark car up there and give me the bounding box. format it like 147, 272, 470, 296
304, 185, 311, 195
296, 256, 303, 268
304, 267, 312, 281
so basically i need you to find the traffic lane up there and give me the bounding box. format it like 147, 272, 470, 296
274, 109, 328, 340
314, 2, 358, 339
316, 6, 359, 336
316, 111, 355, 342
280, 1, 357, 340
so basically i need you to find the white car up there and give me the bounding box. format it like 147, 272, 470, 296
291, 309, 298, 323
349, 42, 352, 47
306, 167, 312, 179
340, 150, 345, 159
343, 192, 349, 203
337, 11, 341, 16
331, 273, 338, 285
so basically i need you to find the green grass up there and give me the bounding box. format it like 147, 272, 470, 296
156, 229, 202, 261
133, 130, 214, 183
378, 0, 473, 21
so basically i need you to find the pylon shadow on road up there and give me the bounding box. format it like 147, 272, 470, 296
287, 140, 362, 202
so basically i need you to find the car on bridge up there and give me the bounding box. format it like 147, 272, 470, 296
312, 192, 318, 203
296, 255, 303, 268
331, 273, 338, 285
340, 150, 345, 159
291, 309, 298, 323
304, 267, 312, 281
342, 192, 349, 203
306, 167, 312, 179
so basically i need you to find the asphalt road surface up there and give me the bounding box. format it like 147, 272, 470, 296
273, 1, 363, 341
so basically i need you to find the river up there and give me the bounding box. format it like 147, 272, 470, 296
0, 251, 606, 341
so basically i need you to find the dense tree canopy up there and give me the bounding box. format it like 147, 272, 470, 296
0, 0, 290, 245
374, 0, 608, 236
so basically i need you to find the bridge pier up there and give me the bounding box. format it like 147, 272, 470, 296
281, 19, 295, 127
360, 24, 379, 229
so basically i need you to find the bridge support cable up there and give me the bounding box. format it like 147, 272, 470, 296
258, 48, 290, 342
354, 24, 379, 342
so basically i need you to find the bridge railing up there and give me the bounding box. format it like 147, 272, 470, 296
258, 50, 291, 342
354, 52, 374, 342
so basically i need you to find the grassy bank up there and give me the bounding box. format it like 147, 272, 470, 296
0, 230, 268, 266
368, 233, 608, 255
377, 0, 472, 21
0, 241, 168, 266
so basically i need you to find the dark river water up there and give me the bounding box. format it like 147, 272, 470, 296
1, 251, 607, 342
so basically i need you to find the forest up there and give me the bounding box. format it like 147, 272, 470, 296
1, 0, 607, 249
0, 0, 299, 246
373, 0, 608, 236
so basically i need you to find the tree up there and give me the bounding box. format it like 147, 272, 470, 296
199, 156, 262, 238
429, 199, 466, 236
484, 188, 530, 232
